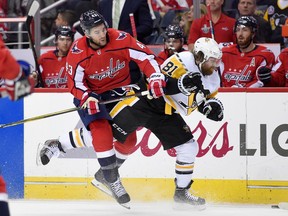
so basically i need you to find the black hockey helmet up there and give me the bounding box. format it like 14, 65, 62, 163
54, 25, 75, 39
164, 24, 184, 40
234, 16, 258, 33
80, 10, 108, 32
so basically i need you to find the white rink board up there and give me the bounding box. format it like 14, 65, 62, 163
24, 91, 288, 182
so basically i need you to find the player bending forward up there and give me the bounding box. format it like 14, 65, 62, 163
0, 35, 34, 216
37, 37, 224, 209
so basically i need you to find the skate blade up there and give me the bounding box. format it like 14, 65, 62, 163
91, 179, 131, 210
173, 202, 206, 211
120, 202, 131, 210
36, 142, 44, 166
91, 179, 113, 196
278, 202, 288, 210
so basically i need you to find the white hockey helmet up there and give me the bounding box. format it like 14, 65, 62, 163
194, 37, 222, 62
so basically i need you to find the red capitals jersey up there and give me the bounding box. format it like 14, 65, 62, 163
157, 50, 170, 65
38, 50, 68, 88
66, 28, 160, 100
220, 44, 275, 87
188, 13, 236, 45
268, 48, 288, 87
0, 36, 20, 80
0, 175, 7, 193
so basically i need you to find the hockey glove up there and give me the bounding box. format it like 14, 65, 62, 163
17, 60, 31, 76
178, 72, 204, 95
256, 66, 271, 84
148, 72, 166, 98
198, 98, 224, 121
4, 76, 35, 101
80, 92, 100, 115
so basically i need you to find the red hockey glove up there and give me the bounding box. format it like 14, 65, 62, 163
148, 72, 166, 98
80, 93, 100, 115
4, 76, 35, 101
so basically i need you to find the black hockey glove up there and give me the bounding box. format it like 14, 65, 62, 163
198, 98, 224, 121
257, 66, 271, 84
178, 72, 207, 96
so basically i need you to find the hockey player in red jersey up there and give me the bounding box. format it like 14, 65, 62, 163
0, 35, 34, 216
0, 175, 9, 216
257, 47, 288, 87
32, 26, 75, 88
38, 37, 224, 209
0, 37, 34, 100
220, 16, 275, 87
60, 10, 165, 208
157, 24, 186, 65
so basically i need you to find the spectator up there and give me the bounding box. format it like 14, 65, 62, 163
257, 48, 288, 87
151, 0, 189, 15
58, 0, 99, 17
97, 0, 153, 44
72, 0, 99, 19
188, 0, 236, 50
55, 9, 78, 28
0, 2, 8, 41
7, 0, 21, 17
38, 0, 58, 41
0, 0, 7, 14
220, 16, 275, 88
150, 0, 172, 14
32, 26, 75, 88
263, 0, 288, 47
54, 9, 83, 40
237, 0, 271, 43
157, 24, 186, 64
179, 3, 207, 42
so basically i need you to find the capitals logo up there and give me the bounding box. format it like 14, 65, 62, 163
116, 32, 127, 40
71, 42, 83, 54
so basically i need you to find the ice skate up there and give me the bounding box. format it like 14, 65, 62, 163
91, 169, 131, 209
36, 139, 64, 166
173, 179, 206, 210
91, 169, 112, 196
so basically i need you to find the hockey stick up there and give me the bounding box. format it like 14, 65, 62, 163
0, 90, 149, 128
26, 1, 44, 87
129, 13, 137, 39
207, 5, 215, 40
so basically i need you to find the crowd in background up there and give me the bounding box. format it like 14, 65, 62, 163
0, 0, 285, 46
0, 0, 288, 88
0, 2, 288, 215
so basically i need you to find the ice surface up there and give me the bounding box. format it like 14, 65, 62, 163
9, 200, 288, 216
